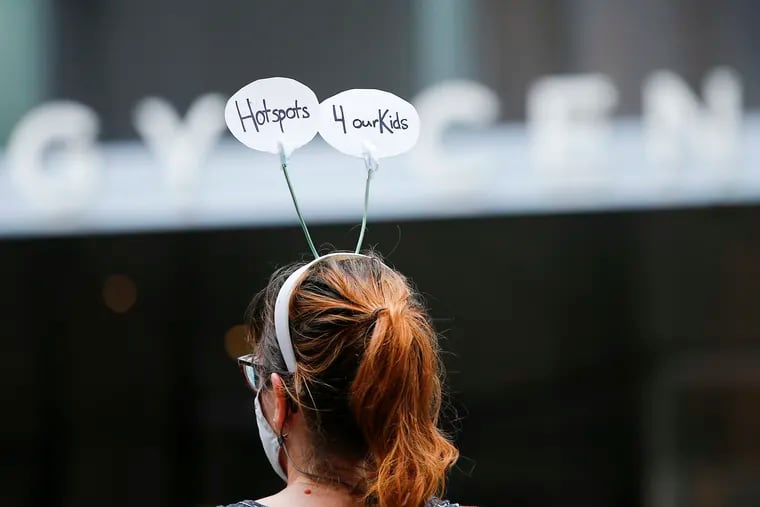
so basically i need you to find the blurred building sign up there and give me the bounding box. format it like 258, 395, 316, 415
0, 68, 755, 237
525, 68, 742, 174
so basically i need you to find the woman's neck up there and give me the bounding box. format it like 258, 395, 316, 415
259, 477, 362, 507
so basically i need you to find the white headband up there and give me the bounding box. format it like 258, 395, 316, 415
273, 252, 369, 372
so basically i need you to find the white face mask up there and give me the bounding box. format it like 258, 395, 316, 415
254, 391, 288, 481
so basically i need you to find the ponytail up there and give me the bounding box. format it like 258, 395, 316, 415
248, 254, 458, 506
351, 302, 459, 507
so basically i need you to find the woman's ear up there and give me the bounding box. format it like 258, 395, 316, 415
269, 372, 289, 434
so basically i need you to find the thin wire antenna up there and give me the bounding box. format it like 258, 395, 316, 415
355, 149, 378, 254
279, 144, 319, 259
354, 169, 373, 254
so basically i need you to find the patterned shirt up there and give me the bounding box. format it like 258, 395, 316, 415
220, 498, 460, 507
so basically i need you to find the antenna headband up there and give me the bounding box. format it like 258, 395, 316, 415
273, 252, 369, 372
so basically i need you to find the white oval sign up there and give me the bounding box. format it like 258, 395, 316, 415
319, 89, 420, 159
225, 77, 319, 154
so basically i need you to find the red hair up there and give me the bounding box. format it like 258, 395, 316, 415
246, 252, 458, 506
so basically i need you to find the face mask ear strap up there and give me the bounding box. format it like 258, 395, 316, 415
278, 142, 319, 259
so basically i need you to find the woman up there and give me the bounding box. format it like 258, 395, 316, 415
223, 252, 460, 507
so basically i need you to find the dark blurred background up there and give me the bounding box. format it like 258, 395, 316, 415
4, 1, 760, 139
2, 1, 760, 507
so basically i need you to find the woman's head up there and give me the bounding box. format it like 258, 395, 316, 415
245, 251, 458, 506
